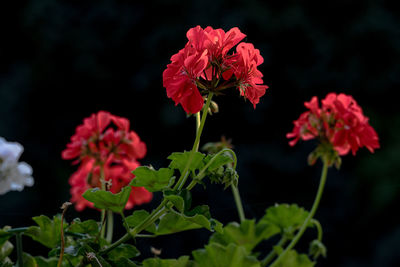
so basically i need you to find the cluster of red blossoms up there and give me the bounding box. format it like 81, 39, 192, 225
62, 111, 152, 211
287, 93, 380, 156
163, 26, 268, 114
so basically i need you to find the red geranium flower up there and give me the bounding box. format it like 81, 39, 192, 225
163, 26, 268, 114
287, 93, 379, 158
62, 111, 152, 211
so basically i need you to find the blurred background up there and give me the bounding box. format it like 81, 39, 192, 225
1, 0, 399, 266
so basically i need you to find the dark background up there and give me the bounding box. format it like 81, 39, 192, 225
1, 0, 399, 266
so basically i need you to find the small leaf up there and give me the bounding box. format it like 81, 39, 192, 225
83, 186, 131, 213
260, 204, 311, 238
131, 167, 175, 192
273, 248, 315, 267
163, 189, 192, 213
23, 253, 37, 267
0, 241, 13, 262
107, 244, 140, 261
203, 152, 234, 171
112, 257, 139, 266
192, 243, 260, 267
68, 219, 99, 236
0, 228, 13, 246
25, 215, 65, 248
143, 256, 192, 267
209, 219, 280, 252
125, 210, 156, 233
34, 256, 58, 267
168, 151, 205, 174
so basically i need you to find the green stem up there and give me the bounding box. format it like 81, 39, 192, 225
100, 201, 167, 255
16, 233, 24, 267
195, 112, 201, 151
186, 148, 237, 190
173, 92, 214, 190
100, 93, 214, 255
231, 185, 245, 222
106, 211, 114, 243
269, 159, 329, 267
100, 165, 106, 239
311, 219, 323, 241
261, 236, 288, 266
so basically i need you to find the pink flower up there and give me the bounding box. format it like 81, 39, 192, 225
287, 93, 380, 157
62, 111, 152, 211
163, 26, 268, 114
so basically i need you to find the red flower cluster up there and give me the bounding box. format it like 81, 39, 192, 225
163, 26, 268, 114
287, 93, 380, 156
62, 111, 152, 211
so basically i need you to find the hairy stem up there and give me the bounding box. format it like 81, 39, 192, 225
16, 233, 24, 267
231, 185, 245, 222
173, 92, 214, 190
106, 211, 114, 243
269, 159, 329, 267
261, 236, 288, 266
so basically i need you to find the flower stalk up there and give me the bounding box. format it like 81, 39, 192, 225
269, 158, 329, 267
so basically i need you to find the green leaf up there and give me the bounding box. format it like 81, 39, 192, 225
273, 248, 315, 267
125, 210, 156, 233
83, 186, 131, 213
107, 244, 140, 261
25, 215, 65, 248
203, 152, 234, 171
192, 243, 260, 267
23, 253, 37, 267
209, 219, 280, 252
0, 228, 12, 246
155, 205, 222, 235
155, 212, 202, 235
131, 167, 175, 192
163, 189, 192, 213
34, 256, 58, 267
68, 218, 99, 236
112, 257, 139, 266
168, 151, 205, 174
260, 204, 311, 237
143, 256, 192, 267
0, 241, 13, 262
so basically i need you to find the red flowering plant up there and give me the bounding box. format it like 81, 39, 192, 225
1, 26, 379, 267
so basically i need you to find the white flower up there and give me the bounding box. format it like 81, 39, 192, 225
0, 137, 34, 195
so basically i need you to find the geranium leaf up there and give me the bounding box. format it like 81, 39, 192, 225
34, 256, 58, 267
25, 215, 66, 248
209, 219, 280, 252
83, 186, 131, 213
68, 218, 99, 236
111, 257, 139, 266
142, 256, 192, 267
107, 244, 140, 261
260, 204, 312, 238
131, 167, 175, 192
0, 241, 13, 262
192, 243, 260, 267
168, 151, 205, 174
203, 152, 234, 171
0, 228, 12, 246
163, 189, 192, 213
273, 247, 315, 267
23, 253, 37, 267
155, 212, 202, 235
125, 210, 156, 233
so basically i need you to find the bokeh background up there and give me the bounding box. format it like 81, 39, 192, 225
1, 0, 400, 266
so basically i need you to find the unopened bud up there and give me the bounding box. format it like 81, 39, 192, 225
60, 202, 72, 210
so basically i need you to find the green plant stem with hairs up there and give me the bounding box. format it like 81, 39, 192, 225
100, 92, 214, 255
268, 158, 329, 267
